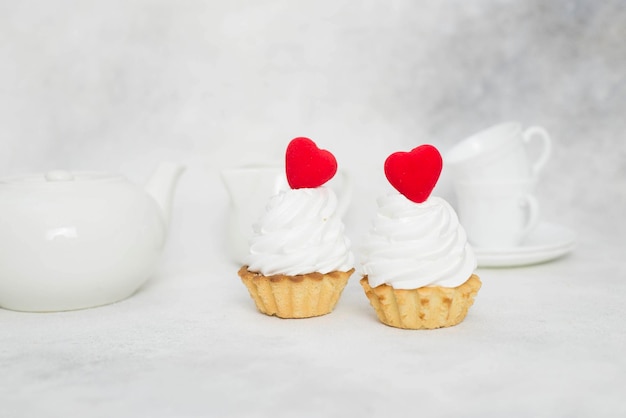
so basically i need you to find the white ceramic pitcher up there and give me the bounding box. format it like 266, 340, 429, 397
221, 164, 352, 264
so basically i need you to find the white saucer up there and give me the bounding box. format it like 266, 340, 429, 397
473, 222, 576, 268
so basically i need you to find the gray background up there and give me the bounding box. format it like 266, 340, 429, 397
1, 1, 625, 416
2, 0, 625, 262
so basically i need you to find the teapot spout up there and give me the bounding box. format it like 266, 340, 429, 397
145, 162, 186, 229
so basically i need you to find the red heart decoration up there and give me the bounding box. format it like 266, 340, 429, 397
285, 137, 338, 189
384, 144, 443, 203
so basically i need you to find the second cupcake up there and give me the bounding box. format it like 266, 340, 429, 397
360, 144, 482, 329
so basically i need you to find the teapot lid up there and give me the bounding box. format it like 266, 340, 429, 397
0, 170, 123, 185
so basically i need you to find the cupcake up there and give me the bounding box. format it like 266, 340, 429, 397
360, 144, 481, 329
238, 137, 355, 318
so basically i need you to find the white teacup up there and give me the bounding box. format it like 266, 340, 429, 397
446, 122, 552, 182
221, 164, 352, 264
455, 180, 540, 248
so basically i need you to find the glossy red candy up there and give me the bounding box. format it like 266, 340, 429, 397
285, 137, 337, 189
384, 144, 443, 203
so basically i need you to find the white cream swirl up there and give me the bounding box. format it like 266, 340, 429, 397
246, 187, 354, 276
361, 194, 476, 289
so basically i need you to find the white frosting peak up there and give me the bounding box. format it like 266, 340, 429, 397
361, 194, 476, 289
247, 187, 354, 276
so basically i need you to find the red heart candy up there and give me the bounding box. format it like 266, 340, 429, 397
384, 144, 443, 203
285, 137, 338, 189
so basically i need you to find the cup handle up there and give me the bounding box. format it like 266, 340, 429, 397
335, 170, 352, 218
522, 126, 552, 177
519, 194, 540, 240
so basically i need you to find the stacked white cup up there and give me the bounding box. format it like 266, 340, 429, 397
446, 122, 552, 249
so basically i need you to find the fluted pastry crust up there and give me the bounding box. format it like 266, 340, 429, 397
360, 274, 481, 329
238, 266, 354, 318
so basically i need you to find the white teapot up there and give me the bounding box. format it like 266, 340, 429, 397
0, 162, 185, 312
